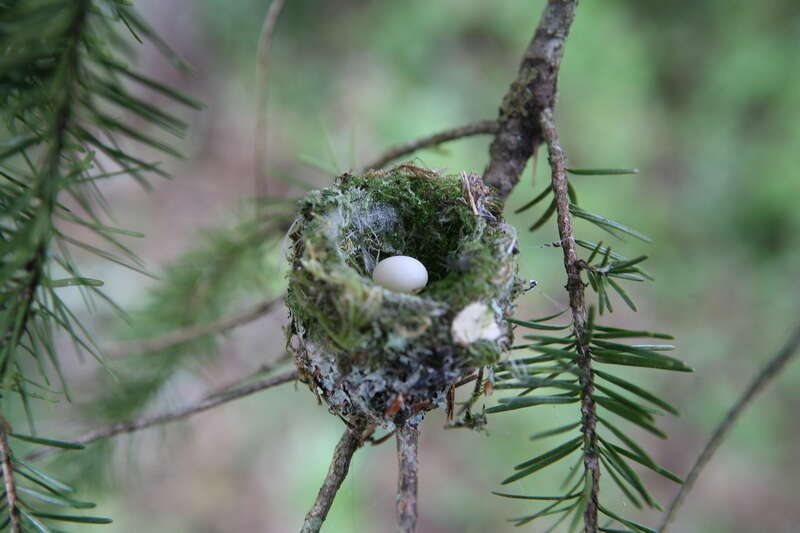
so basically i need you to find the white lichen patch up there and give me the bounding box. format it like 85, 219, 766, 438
451, 302, 502, 345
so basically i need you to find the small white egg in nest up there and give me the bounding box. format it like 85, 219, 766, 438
372, 255, 428, 294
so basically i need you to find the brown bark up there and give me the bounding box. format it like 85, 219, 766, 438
540, 108, 599, 533
395, 422, 420, 533
301, 424, 365, 533
0, 422, 21, 533
483, 0, 580, 200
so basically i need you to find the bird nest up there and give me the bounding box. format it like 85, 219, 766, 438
285, 164, 524, 427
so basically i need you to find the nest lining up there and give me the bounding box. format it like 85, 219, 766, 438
286, 165, 523, 426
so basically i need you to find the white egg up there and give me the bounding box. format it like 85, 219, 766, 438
372, 255, 428, 294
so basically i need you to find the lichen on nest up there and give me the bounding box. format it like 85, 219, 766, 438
286, 164, 525, 428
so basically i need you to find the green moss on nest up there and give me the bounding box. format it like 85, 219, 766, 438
286, 164, 524, 426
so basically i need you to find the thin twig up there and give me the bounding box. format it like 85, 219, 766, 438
483, 0, 580, 200
105, 298, 283, 358
301, 423, 366, 533
362, 120, 499, 171
26, 369, 298, 462
2, 3, 90, 393
254, 0, 288, 198
456, 367, 484, 417
370, 429, 395, 446
541, 107, 599, 532
453, 372, 478, 388
0, 421, 22, 533
659, 323, 800, 533
203, 352, 292, 400
396, 421, 420, 533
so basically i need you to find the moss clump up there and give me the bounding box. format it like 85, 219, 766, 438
286, 164, 524, 427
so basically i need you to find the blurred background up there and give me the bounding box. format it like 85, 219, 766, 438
27, 0, 800, 532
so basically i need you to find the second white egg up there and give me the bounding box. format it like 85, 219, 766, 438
372, 255, 428, 294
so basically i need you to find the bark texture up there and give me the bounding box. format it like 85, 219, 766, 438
540, 109, 599, 532
395, 422, 420, 533
364, 120, 499, 171
0, 423, 21, 533
483, 0, 580, 200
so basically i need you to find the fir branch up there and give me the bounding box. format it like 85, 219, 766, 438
1, 0, 198, 404
254, 0, 289, 198
104, 297, 283, 358
362, 120, 499, 171
659, 322, 800, 533
396, 421, 420, 533
0, 421, 22, 533
85, 213, 292, 429
301, 422, 366, 533
0, 423, 113, 528
26, 369, 297, 462
1, 0, 91, 388
540, 107, 600, 532
483, 0, 580, 200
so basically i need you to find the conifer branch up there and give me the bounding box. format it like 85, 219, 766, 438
105, 297, 283, 358
0, 421, 22, 533
254, 0, 289, 197
540, 108, 599, 532
396, 421, 420, 533
301, 423, 366, 533
659, 322, 800, 533
1, 0, 90, 385
362, 120, 499, 171
483, 0, 580, 200
26, 370, 297, 462
2, 0, 199, 405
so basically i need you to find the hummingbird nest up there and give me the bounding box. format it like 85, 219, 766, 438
285, 164, 524, 428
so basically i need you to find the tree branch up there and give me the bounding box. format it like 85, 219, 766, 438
395, 421, 420, 533
254, 0, 288, 198
659, 323, 800, 533
105, 297, 283, 358
301, 423, 366, 533
26, 369, 297, 462
203, 352, 291, 400
2, 1, 90, 387
483, 0, 580, 200
540, 107, 599, 532
362, 120, 499, 171
0, 421, 22, 533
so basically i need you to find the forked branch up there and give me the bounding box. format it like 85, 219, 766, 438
484, 0, 580, 200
